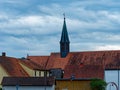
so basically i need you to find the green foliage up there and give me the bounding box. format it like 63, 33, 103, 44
90, 78, 107, 90
0, 87, 2, 90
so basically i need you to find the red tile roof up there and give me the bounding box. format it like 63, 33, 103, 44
2, 76, 55, 86
46, 53, 70, 70
64, 64, 104, 79
27, 50, 120, 79
0, 56, 29, 77
20, 59, 42, 70
1, 50, 120, 79
68, 50, 120, 69
27, 56, 49, 69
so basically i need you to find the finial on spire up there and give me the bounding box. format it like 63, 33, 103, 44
63, 13, 65, 19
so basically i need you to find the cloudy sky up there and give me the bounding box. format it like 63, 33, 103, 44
0, 0, 120, 58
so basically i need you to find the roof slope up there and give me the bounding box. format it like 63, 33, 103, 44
64, 65, 104, 79
1, 50, 119, 79
45, 50, 120, 70
27, 56, 49, 69
28, 50, 120, 79
0, 56, 29, 77
20, 59, 42, 70
67, 50, 120, 69
2, 77, 55, 86
46, 53, 70, 70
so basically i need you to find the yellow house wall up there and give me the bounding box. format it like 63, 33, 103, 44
20, 63, 34, 76
35, 71, 45, 77
0, 65, 9, 87
56, 80, 91, 90
20, 63, 45, 77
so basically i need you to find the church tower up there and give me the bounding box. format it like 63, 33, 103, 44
60, 15, 70, 58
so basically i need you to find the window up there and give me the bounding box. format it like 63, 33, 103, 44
62, 88, 68, 90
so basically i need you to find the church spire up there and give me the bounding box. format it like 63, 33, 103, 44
60, 14, 70, 58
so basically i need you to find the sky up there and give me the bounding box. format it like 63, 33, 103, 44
0, 0, 120, 58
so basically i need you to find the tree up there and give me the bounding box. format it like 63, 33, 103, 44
90, 78, 107, 90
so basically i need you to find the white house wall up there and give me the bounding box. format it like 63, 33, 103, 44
105, 70, 120, 90
2, 85, 55, 90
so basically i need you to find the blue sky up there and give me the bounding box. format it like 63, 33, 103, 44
0, 0, 120, 58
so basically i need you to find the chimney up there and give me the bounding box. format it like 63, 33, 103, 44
2, 52, 6, 57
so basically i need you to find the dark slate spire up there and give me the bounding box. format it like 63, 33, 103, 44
60, 14, 70, 58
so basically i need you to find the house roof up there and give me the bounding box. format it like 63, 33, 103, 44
27, 56, 49, 69
19, 59, 42, 70
1, 50, 120, 79
26, 50, 120, 79
2, 77, 55, 86
68, 50, 120, 69
46, 50, 120, 70
46, 53, 70, 70
64, 64, 104, 79
0, 56, 29, 77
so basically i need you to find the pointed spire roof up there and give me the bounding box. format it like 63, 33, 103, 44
60, 14, 70, 43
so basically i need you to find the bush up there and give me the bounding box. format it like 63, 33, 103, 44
90, 78, 107, 90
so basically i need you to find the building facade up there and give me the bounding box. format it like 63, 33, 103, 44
55, 79, 91, 90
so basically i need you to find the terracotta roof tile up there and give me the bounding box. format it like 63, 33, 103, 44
20, 59, 42, 70
0, 56, 29, 77
27, 56, 49, 69
2, 76, 55, 86
68, 50, 120, 69
26, 50, 120, 79
64, 64, 104, 79
46, 53, 71, 70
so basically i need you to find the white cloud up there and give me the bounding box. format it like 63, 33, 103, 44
0, 15, 63, 35
38, 2, 120, 32
0, 0, 120, 57
0, 14, 8, 20
94, 45, 120, 50
79, 32, 120, 41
